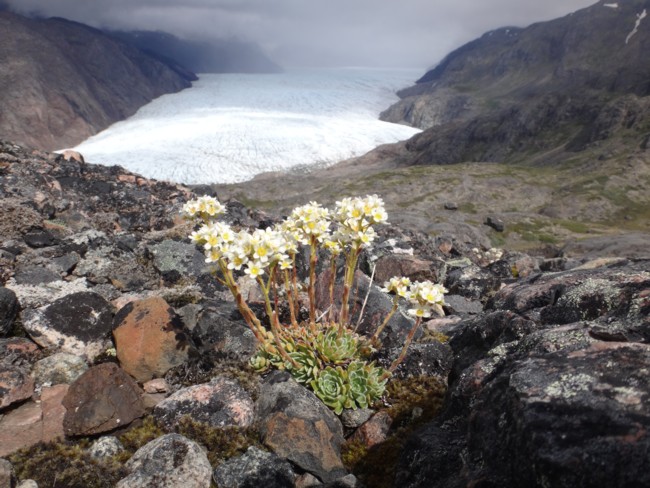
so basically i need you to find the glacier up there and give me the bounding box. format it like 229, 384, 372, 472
72, 68, 422, 184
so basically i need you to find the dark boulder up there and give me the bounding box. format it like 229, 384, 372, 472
0, 287, 18, 336
62, 362, 145, 436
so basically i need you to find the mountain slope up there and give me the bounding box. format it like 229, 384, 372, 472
380, 0, 650, 167
0, 12, 196, 151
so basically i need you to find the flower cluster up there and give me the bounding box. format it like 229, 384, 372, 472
283, 202, 331, 244
330, 195, 387, 248
182, 194, 446, 416
187, 205, 294, 278
384, 277, 447, 318
182, 195, 226, 221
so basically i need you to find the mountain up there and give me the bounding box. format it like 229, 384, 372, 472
107, 30, 281, 74
380, 0, 650, 166
0, 12, 196, 151
213, 0, 649, 254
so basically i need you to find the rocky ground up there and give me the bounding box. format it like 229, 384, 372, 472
0, 140, 648, 487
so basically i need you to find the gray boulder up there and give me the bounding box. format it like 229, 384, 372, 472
116, 434, 212, 488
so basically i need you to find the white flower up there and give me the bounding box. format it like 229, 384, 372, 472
245, 261, 265, 278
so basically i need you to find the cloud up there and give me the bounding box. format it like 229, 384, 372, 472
6, 0, 598, 68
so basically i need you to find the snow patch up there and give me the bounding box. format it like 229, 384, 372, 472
626, 9, 647, 44
73, 69, 422, 185
604, 3, 619, 9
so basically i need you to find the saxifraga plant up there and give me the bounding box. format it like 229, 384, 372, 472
183, 195, 446, 414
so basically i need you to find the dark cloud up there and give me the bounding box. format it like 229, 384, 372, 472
6, 0, 598, 68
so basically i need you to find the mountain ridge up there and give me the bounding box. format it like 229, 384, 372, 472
0, 11, 196, 151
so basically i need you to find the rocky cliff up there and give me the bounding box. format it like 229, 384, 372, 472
0, 12, 196, 151
380, 0, 650, 166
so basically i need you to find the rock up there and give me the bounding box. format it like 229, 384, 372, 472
256, 371, 347, 483
190, 303, 257, 358
153, 376, 254, 430
73, 246, 156, 290
0, 288, 19, 336
213, 446, 295, 488
443, 294, 483, 316
116, 434, 212, 488
0, 338, 40, 366
13, 266, 61, 286
378, 341, 453, 381
22, 291, 114, 361
295, 473, 321, 488
142, 378, 169, 394
349, 411, 392, 449
50, 253, 80, 275
112, 297, 196, 382
0, 458, 15, 488
0, 364, 34, 410
340, 408, 374, 429
32, 353, 88, 388
23, 229, 57, 248
61, 149, 84, 164
40, 384, 69, 445
374, 254, 446, 286
62, 363, 145, 436
89, 436, 124, 459
0, 402, 42, 457
484, 216, 505, 232
17, 481, 38, 488
445, 264, 501, 301
467, 342, 650, 487
148, 239, 209, 284
443, 202, 458, 210
5, 277, 91, 309
324, 474, 362, 488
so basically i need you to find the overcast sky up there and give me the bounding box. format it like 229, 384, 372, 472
7, 0, 598, 69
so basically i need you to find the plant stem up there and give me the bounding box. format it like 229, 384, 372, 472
218, 261, 265, 343
328, 255, 337, 322
389, 317, 422, 373
339, 246, 360, 330
371, 298, 399, 345
283, 269, 298, 328
308, 237, 318, 332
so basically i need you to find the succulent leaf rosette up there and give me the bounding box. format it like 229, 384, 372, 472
183, 194, 445, 415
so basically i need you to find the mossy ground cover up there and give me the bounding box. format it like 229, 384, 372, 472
213, 149, 649, 254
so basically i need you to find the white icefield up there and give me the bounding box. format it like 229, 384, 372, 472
74, 68, 422, 184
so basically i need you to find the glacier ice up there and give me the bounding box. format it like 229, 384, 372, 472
73, 68, 422, 184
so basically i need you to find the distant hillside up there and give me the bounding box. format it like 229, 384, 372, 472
212, 0, 649, 254
108, 30, 281, 74
380, 0, 650, 167
0, 12, 196, 151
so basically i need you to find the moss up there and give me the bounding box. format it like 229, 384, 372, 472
117, 416, 165, 459
165, 352, 261, 400
343, 375, 447, 488
173, 416, 263, 467
385, 376, 446, 427
9, 440, 128, 488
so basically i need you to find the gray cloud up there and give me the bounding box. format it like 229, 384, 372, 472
7, 0, 598, 68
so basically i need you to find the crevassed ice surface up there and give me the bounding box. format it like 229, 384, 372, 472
73, 68, 422, 184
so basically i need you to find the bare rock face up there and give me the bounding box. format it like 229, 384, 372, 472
256, 372, 347, 483
62, 362, 145, 436
0, 364, 34, 410
22, 291, 114, 361
213, 446, 295, 488
153, 376, 254, 430
397, 259, 650, 488
0, 11, 194, 151
116, 433, 212, 488
113, 297, 196, 382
